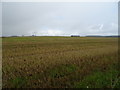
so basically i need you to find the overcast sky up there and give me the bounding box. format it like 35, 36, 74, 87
2, 2, 118, 36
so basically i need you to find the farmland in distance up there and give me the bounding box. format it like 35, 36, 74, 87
2, 36, 120, 88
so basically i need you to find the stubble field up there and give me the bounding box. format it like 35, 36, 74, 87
2, 36, 120, 88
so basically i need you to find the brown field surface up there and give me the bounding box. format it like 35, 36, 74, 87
2, 36, 120, 88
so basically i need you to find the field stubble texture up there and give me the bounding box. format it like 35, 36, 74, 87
2, 37, 120, 88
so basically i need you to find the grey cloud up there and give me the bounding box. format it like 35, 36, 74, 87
0, 3, 2, 36
2, 2, 118, 36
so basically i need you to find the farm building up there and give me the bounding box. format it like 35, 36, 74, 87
71, 35, 80, 37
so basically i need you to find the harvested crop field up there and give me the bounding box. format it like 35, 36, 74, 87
2, 36, 120, 88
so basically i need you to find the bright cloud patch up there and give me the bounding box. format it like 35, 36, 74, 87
37, 29, 64, 36
89, 24, 104, 31
87, 23, 118, 35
